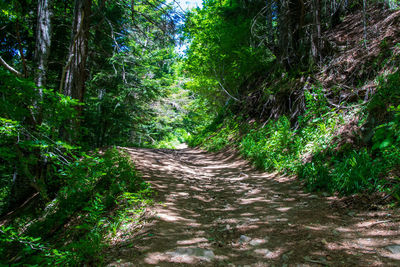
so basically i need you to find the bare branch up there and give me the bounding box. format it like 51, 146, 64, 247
218, 81, 241, 102
0, 56, 24, 77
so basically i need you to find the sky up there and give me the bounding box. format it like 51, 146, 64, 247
176, 0, 203, 10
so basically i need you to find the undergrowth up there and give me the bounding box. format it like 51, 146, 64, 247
189, 70, 400, 202
0, 148, 152, 266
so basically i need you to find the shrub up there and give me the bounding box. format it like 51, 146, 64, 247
1, 148, 151, 266
299, 149, 383, 195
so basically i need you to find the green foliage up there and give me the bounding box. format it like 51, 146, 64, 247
80, 0, 179, 148
1, 148, 151, 265
28, 148, 148, 234
299, 149, 382, 195
372, 105, 400, 154
302, 85, 330, 120
155, 129, 190, 149
0, 64, 152, 261
58, 149, 150, 264
188, 111, 240, 151
0, 225, 73, 266
191, 84, 339, 174
183, 0, 273, 106
190, 78, 400, 198
83, 45, 177, 147
369, 71, 400, 119
241, 116, 294, 171
0, 69, 81, 213
239, 104, 339, 174
299, 73, 400, 196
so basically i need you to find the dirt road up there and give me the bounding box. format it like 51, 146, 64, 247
106, 147, 400, 266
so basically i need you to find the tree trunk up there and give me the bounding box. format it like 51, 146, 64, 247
278, 0, 289, 67
311, 0, 322, 63
34, 0, 52, 91
7, 0, 53, 212
289, 0, 305, 64
315, 0, 321, 62
266, 0, 273, 44
62, 0, 92, 103
363, 0, 368, 48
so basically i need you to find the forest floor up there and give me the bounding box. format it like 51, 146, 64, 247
105, 148, 400, 266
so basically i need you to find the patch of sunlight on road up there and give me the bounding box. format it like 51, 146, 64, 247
176, 143, 188, 149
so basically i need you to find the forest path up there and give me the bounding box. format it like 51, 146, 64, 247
106, 148, 400, 266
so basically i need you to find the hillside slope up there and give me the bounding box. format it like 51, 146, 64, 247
320, 6, 400, 102
189, 5, 400, 206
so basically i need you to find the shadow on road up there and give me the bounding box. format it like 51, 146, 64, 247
105, 147, 400, 266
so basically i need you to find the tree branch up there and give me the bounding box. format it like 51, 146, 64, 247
218, 81, 241, 102
0, 56, 24, 77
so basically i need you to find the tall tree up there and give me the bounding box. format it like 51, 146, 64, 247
266, 0, 273, 44
311, 0, 322, 62
363, 0, 368, 48
5, 0, 54, 208
61, 0, 92, 102
34, 0, 52, 91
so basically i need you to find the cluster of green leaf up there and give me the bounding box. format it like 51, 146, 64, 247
188, 109, 237, 151
152, 94, 215, 149
145, 61, 217, 149
0, 226, 73, 265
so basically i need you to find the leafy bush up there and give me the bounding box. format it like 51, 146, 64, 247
155, 128, 190, 149
369, 71, 400, 122
0, 225, 74, 266
240, 116, 293, 171
299, 149, 383, 195
0, 69, 81, 213
1, 148, 151, 266
188, 112, 240, 151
